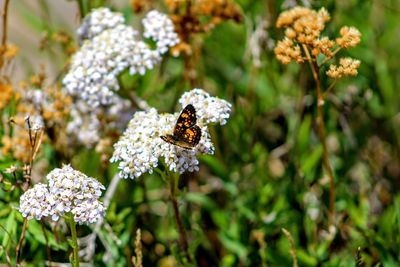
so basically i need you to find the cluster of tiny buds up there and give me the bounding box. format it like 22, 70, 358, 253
274, 38, 303, 64
277, 7, 330, 45
326, 57, 361, 79
274, 6, 361, 73
336, 26, 361, 48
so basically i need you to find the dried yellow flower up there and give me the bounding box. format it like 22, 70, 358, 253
274, 38, 303, 64
1, 130, 32, 163
326, 57, 361, 79
336, 26, 361, 48
277, 7, 329, 45
132, 229, 143, 267
285, 28, 296, 39
3, 44, 19, 59
312, 37, 335, 57
0, 82, 13, 110
275, 6, 361, 70
276, 7, 312, 28
161, 0, 242, 56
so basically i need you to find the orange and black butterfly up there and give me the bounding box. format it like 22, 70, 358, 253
160, 104, 201, 149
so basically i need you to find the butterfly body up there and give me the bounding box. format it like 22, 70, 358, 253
160, 104, 201, 149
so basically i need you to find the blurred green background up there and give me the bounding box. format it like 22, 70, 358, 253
1, 0, 400, 266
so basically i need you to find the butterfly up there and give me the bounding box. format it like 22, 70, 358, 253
160, 104, 201, 149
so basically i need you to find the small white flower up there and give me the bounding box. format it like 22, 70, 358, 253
18, 165, 105, 225
71, 199, 105, 225
30, 115, 44, 132
25, 89, 45, 109
142, 10, 180, 54
178, 88, 232, 125
19, 183, 52, 220
111, 89, 231, 179
67, 97, 132, 148
25, 115, 44, 133
77, 7, 125, 42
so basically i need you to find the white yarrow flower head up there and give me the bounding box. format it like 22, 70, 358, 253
18, 165, 105, 225
19, 184, 52, 220
77, 7, 125, 42
63, 8, 179, 108
142, 10, 180, 54
179, 88, 232, 125
67, 97, 132, 148
110, 89, 232, 179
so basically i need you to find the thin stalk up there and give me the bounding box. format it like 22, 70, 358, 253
1, 0, 10, 48
302, 44, 336, 225
67, 215, 80, 267
41, 221, 52, 264
319, 47, 341, 66
77, 0, 85, 18
168, 172, 192, 263
15, 219, 28, 264
323, 80, 337, 98
282, 228, 298, 267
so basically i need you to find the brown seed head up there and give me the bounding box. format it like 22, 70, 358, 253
274, 38, 303, 64
336, 26, 361, 48
326, 57, 361, 79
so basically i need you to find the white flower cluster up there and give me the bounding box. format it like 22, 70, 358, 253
110, 89, 231, 179
77, 7, 125, 43
67, 97, 132, 148
20, 89, 47, 132
19, 165, 105, 225
142, 10, 179, 53
63, 8, 179, 107
179, 88, 232, 125
19, 184, 52, 220
25, 115, 44, 133
25, 89, 45, 109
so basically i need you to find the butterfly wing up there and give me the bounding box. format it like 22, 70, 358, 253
179, 125, 201, 148
160, 104, 201, 149
173, 104, 197, 137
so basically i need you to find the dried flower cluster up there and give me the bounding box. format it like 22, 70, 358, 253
274, 6, 361, 78
326, 57, 361, 79
336, 26, 361, 49
0, 43, 19, 70
0, 82, 13, 110
1, 84, 70, 162
0, 44, 19, 111
63, 8, 179, 107
131, 0, 242, 56
110, 88, 231, 179
19, 165, 105, 224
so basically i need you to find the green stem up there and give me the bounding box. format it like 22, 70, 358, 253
302, 44, 336, 225
15, 219, 28, 264
67, 215, 80, 267
166, 170, 192, 263
77, 0, 86, 18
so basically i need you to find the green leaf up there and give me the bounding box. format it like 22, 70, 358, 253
26, 220, 67, 251
1, 209, 16, 249
301, 145, 323, 181
184, 192, 216, 210
218, 232, 247, 260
